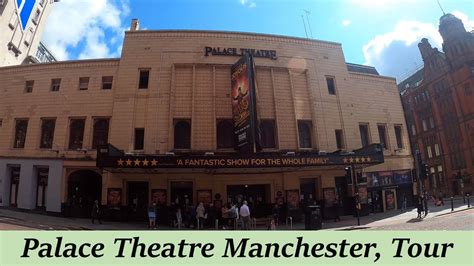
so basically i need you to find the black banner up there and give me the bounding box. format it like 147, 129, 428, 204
97, 152, 384, 170
231, 54, 260, 153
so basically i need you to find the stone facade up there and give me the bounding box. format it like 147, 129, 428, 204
0, 28, 413, 218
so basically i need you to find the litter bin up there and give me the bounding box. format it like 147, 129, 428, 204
304, 205, 322, 230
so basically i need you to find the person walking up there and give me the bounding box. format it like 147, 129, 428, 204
416, 196, 423, 219
91, 200, 102, 224
221, 204, 229, 229
423, 191, 429, 217
239, 201, 251, 230
148, 202, 157, 229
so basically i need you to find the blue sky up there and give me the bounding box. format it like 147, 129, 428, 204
42, 0, 473, 81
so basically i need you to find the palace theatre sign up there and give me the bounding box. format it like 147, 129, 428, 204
204, 46, 278, 60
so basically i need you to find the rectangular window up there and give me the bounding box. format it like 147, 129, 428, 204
394, 125, 403, 149
377, 124, 388, 149
298, 121, 312, 148
326, 77, 336, 95
429, 117, 435, 129
79, 77, 89, 90
138, 70, 150, 89
335, 129, 344, 149
359, 124, 370, 147
134, 128, 145, 150
0, 119, 2, 127
427, 145, 433, 158
422, 119, 428, 131
9, 12, 18, 29
92, 119, 110, 149
434, 143, 441, 157
68, 119, 85, 150
39, 119, 55, 149
464, 83, 471, 96
13, 119, 28, 148
24, 80, 34, 93
32, 9, 41, 24
260, 120, 277, 149
24, 28, 33, 46
50, 79, 61, 92
411, 124, 416, 136
102, 76, 113, 90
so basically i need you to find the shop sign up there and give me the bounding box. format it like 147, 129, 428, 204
366, 170, 412, 188
205, 46, 277, 60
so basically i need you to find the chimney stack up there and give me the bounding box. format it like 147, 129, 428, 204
131, 19, 140, 31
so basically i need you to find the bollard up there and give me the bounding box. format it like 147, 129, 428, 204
468, 194, 471, 208
463, 195, 466, 204
215, 219, 219, 230
451, 196, 454, 211
289, 216, 293, 230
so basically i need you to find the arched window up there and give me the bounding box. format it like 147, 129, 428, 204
174, 120, 191, 149
298, 121, 312, 148
217, 120, 234, 149
260, 120, 276, 149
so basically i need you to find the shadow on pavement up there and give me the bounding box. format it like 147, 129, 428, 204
406, 218, 423, 223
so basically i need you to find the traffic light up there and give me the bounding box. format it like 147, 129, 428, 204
419, 163, 429, 181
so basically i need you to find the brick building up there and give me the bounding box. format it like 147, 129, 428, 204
0, 21, 413, 222
399, 13, 474, 197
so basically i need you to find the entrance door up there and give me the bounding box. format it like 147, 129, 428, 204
335, 176, 352, 214
369, 190, 383, 213
127, 181, 149, 221
68, 170, 102, 218
227, 184, 270, 218
9, 167, 20, 207
300, 178, 316, 203
170, 181, 193, 207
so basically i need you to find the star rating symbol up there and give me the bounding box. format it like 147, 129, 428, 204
126, 159, 132, 166
343, 158, 348, 164
349, 157, 354, 163
360, 157, 366, 163
134, 159, 141, 166
355, 157, 360, 163
142, 158, 149, 166
366, 157, 371, 162
151, 159, 158, 166
117, 159, 124, 166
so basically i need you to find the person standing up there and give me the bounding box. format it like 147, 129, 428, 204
239, 201, 251, 230
333, 198, 341, 222
423, 191, 429, 217
148, 202, 157, 229
196, 202, 206, 229
91, 200, 102, 224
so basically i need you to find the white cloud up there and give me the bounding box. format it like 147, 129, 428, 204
42, 0, 130, 61
342, 20, 351, 27
240, 0, 256, 8
363, 11, 474, 81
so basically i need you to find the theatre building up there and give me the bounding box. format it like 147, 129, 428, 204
0, 20, 413, 221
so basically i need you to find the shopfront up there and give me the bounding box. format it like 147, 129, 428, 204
365, 170, 414, 212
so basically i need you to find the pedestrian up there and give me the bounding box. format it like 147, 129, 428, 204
272, 204, 279, 227
175, 207, 183, 228
221, 204, 229, 229
416, 196, 423, 219
148, 202, 157, 229
91, 200, 102, 224
333, 198, 341, 222
401, 194, 407, 212
196, 202, 206, 229
423, 191, 429, 217
239, 200, 251, 230
228, 203, 238, 229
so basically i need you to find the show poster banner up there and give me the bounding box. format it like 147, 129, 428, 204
231, 54, 261, 153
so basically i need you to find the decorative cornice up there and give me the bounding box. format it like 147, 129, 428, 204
125, 30, 341, 48
348, 72, 397, 82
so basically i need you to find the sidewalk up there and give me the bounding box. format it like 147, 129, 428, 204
0, 198, 472, 231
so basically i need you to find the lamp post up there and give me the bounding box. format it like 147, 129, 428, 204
352, 164, 360, 226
